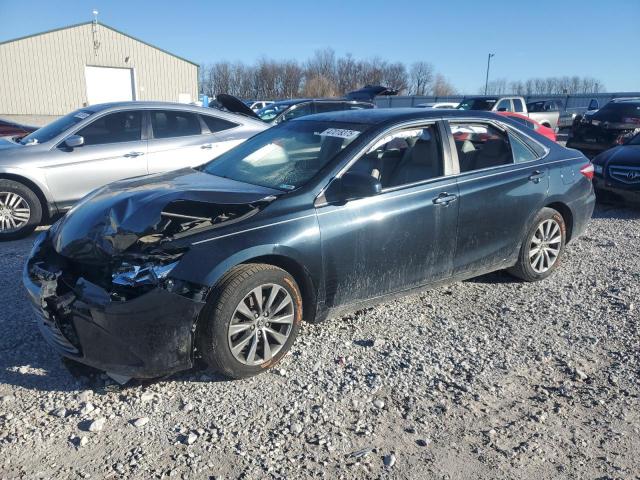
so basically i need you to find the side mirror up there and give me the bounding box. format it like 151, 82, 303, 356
337, 171, 382, 201
64, 135, 84, 148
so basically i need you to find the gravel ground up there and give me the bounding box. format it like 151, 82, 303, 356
1, 204, 639, 480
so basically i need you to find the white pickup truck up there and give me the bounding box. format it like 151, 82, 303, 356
457, 96, 562, 130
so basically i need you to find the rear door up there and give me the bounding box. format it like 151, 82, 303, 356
44, 110, 148, 206
146, 109, 213, 173
448, 120, 549, 275
316, 122, 459, 307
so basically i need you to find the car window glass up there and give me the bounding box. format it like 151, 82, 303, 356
315, 102, 343, 113
513, 99, 524, 113
345, 103, 374, 110
347, 125, 443, 189
496, 99, 512, 112
281, 103, 312, 122
76, 111, 142, 146
450, 122, 514, 172
150, 110, 202, 139
201, 115, 238, 133
509, 132, 538, 163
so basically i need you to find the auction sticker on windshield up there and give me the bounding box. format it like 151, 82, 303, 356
317, 128, 360, 139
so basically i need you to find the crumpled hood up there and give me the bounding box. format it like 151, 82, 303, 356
51, 168, 281, 263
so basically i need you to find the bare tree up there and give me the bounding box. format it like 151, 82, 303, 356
382, 62, 408, 93
409, 61, 434, 95
433, 74, 457, 96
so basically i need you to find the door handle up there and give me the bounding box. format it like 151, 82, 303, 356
124, 151, 144, 158
529, 170, 545, 183
433, 193, 458, 206
201, 143, 213, 149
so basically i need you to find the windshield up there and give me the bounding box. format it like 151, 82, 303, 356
457, 98, 498, 111
202, 120, 368, 190
19, 109, 95, 145
256, 103, 296, 122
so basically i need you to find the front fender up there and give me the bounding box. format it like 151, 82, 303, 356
0, 165, 54, 204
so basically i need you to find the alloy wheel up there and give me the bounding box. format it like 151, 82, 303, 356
227, 283, 295, 366
0, 192, 31, 232
529, 219, 562, 274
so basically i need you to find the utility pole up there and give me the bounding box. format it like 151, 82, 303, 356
484, 53, 495, 95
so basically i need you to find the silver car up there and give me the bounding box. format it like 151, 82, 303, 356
0, 101, 267, 239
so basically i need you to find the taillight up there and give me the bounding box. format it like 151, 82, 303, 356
580, 163, 595, 180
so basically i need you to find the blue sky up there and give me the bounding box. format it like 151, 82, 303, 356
1, 0, 639, 93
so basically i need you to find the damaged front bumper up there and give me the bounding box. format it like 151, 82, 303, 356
23, 232, 208, 379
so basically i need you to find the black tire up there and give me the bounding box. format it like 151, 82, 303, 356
197, 263, 303, 379
507, 207, 566, 282
0, 179, 42, 240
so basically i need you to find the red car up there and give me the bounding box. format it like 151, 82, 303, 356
498, 112, 557, 142
0, 119, 36, 138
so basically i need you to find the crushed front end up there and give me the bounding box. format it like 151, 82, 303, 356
23, 230, 209, 379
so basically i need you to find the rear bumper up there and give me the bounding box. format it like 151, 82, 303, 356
569, 187, 596, 242
23, 236, 206, 379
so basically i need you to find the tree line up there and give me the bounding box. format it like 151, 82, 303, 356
199, 48, 457, 100
482, 76, 606, 96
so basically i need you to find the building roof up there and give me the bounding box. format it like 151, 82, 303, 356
0, 21, 198, 67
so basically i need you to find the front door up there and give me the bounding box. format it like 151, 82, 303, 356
317, 122, 459, 308
448, 120, 549, 275
44, 110, 147, 207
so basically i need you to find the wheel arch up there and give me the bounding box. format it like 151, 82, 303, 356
545, 201, 574, 241
0, 172, 52, 221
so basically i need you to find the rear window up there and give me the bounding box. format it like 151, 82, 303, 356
457, 98, 498, 111
593, 102, 640, 122
201, 115, 238, 133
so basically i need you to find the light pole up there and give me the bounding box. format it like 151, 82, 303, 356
484, 53, 495, 95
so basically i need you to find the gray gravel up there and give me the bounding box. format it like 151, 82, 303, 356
1, 204, 639, 479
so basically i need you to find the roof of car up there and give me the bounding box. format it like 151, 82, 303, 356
270, 98, 372, 107
296, 108, 505, 126
82, 101, 266, 125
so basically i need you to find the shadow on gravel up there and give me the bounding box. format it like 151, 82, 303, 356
464, 269, 520, 285
591, 202, 640, 220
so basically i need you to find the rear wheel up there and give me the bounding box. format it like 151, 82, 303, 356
197, 264, 303, 379
507, 207, 566, 282
0, 179, 42, 240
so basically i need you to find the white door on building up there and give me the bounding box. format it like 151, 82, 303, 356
85, 66, 135, 105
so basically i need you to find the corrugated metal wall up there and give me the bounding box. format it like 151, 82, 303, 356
0, 23, 198, 115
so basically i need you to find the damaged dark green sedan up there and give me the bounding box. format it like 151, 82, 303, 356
24, 109, 595, 382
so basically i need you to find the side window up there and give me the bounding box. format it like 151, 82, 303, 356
509, 132, 538, 163
201, 115, 238, 133
496, 99, 512, 112
76, 111, 142, 146
347, 125, 443, 189
315, 102, 343, 114
450, 122, 514, 172
281, 103, 312, 122
150, 110, 202, 139
345, 103, 373, 110
588, 99, 599, 110
513, 99, 524, 113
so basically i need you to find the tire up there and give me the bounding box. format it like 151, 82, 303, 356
0, 179, 42, 240
197, 263, 303, 379
507, 207, 566, 282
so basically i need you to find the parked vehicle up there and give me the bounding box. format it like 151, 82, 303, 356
416, 102, 459, 109
24, 109, 595, 381
498, 112, 557, 142
591, 132, 640, 206
458, 96, 561, 129
566, 98, 640, 157
345, 85, 398, 102
0, 101, 267, 240
557, 98, 600, 130
244, 100, 273, 111
0, 119, 36, 138
217, 94, 374, 125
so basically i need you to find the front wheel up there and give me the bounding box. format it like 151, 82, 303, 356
197, 264, 303, 379
0, 179, 42, 241
507, 207, 566, 282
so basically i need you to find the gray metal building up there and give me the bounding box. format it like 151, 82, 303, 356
0, 22, 199, 124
